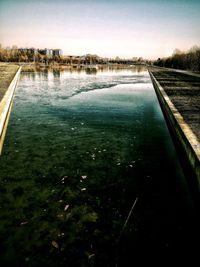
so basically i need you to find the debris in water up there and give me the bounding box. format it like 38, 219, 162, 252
81, 188, 86, 191
61, 177, 66, 184
61, 176, 68, 181
88, 254, 95, 259
58, 232, 65, 237
51, 241, 59, 249
64, 204, 70, 211
20, 221, 28, 226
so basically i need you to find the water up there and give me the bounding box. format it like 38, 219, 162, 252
0, 68, 197, 266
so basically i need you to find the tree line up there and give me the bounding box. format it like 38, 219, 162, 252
0, 47, 61, 63
154, 45, 200, 71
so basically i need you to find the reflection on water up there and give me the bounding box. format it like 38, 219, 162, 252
0, 68, 197, 266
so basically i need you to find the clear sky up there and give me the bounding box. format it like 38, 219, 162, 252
0, 0, 199, 59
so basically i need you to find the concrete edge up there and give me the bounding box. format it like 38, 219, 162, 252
0, 66, 21, 154
149, 66, 200, 78
148, 70, 200, 188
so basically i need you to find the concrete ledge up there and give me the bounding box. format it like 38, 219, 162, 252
149, 70, 200, 189
0, 66, 21, 154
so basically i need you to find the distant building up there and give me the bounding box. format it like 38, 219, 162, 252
12, 45, 18, 49
52, 49, 62, 57
38, 48, 53, 57
132, 57, 138, 62
18, 48, 37, 55
16, 48, 37, 62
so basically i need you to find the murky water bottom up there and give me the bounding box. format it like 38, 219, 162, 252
0, 68, 198, 266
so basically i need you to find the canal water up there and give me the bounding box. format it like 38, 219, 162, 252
0, 67, 198, 266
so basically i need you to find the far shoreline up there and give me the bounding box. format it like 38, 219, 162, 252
2, 62, 147, 73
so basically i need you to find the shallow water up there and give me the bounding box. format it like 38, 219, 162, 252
0, 68, 197, 266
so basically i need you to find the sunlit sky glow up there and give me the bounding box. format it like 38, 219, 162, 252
0, 0, 199, 59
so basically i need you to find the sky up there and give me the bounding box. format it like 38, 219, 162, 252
0, 0, 199, 59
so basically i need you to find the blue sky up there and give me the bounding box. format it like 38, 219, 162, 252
0, 0, 199, 58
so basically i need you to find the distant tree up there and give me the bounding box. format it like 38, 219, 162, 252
154, 45, 200, 71
189, 45, 200, 53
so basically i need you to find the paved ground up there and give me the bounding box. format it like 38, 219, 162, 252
149, 67, 200, 141
0, 63, 20, 102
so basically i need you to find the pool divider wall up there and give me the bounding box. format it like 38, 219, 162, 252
148, 70, 200, 189
0, 66, 21, 154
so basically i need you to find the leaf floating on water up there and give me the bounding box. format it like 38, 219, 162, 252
81, 188, 86, 191
91, 154, 95, 160
61, 176, 68, 184
57, 232, 65, 237
57, 213, 64, 218
88, 254, 95, 260
20, 221, 28, 226
64, 204, 70, 211
51, 240, 59, 249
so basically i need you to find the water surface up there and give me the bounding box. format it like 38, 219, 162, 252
0, 68, 197, 266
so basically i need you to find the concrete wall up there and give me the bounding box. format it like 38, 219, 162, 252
0, 66, 21, 154
149, 70, 200, 190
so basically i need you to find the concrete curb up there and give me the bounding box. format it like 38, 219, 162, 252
148, 70, 200, 189
0, 66, 21, 154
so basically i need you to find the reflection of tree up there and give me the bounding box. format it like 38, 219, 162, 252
85, 67, 97, 75
53, 69, 61, 78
